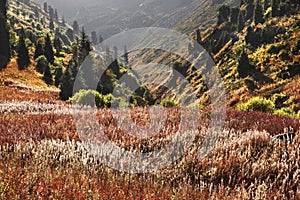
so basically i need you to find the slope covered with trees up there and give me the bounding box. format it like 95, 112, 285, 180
1, 0, 155, 107
0, 0, 10, 70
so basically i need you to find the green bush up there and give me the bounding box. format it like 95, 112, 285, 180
131, 96, 149, 107
274, 107, 296, 118
238, 97, 275, 113
70, 90, 114, 108
35, 55, 48, 74
161, 98, 177, 107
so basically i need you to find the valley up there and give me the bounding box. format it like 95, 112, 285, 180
0, 0, 300, 199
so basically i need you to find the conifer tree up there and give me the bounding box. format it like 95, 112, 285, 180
62, 16, 65, 25
271, 0, 280, 17
49, 19, 54, 30
73, 21, 79, 35
99, 34, 103, 43
54, 67, 63, 87
43, 2, 48, 12
77, 54, 95, 89
79, 29, 92, 61
0, 0, 10, 70
237, 50, 252, 78
54, 36, 62, 56
230, 8, 239, 25
60, 68, 73, 100
237, 10, 245, 32
44, 34, 55, 64
196, 29, 202, 44
124, 45, 129, 64
245, 0, 254, 20
66, 28, 74, 41
54, 9, 58, 21
91, 31, 98, 45
113, 46, 118, 60
263, 0, 270, 11
254, 1, 264, 24
43, 63, 53, 85
245, 26, 254, 43
49, 6, 54, 20
217, 5, 231, 25
34, 42, 44, 59
17, 31, 30, 70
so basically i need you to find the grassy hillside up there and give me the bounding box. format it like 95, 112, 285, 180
0, 0, 74, 102
128, 0, 300, 118
1, 0, 300, 199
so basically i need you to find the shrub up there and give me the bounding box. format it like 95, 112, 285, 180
238, 97, 275, 113
244, 77, 257, 91
274, 107, 295, 118
278, 49, 291, 61
161, 98, 177, 107
131, 96, 149, 107
35, 55, 48, 74
70, 90, 114, 108
272, 93, 288, 109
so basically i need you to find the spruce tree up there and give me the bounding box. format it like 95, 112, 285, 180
43, 63, 53, 85
230, 8, 239, 25
91, 31, 98, 45
245, 26, 254, 44
43, 2, 48, 12
254, 1, 264, 24
34, 42, 44, 59
99, 34, 103, 43
54, 67, 63, 87
271, 0, 280, 17
113, 46, 118, 60
196, 29, 202, 44
44, 34, 55, 64
124, 45, 129, 64
17, 31, 30, 70
245, 0, 255, 20
62, 16, 65, 25
263, 0, 270, 11
54, 36, 62, 56
60, 68, 73, 100
79, 29, 92, 61
49, 6, 54, 20
0, 0, 10, 70
66, 28, 74, 41
217, 5, 231, 25
49, 19, 54, 30
77, 54, 95, 89
237, 10, 245, 32
54, 9, 58, 21
237, 50, 252, 78
73, 21, 79, 35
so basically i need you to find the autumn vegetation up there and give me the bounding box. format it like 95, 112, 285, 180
0, 0, 300, 199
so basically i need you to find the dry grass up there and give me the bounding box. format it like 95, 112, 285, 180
0, 104, 300, 199
0, 60, 61, 103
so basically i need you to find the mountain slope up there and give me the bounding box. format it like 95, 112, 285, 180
35, 0, 216, 39
0, 0, 75, 102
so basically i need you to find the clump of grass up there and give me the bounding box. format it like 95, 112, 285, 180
161, 98, 177, 107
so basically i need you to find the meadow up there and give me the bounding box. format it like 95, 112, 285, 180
0, 102, 300, 199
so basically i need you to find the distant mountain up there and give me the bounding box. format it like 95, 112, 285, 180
34, 0, 219, 39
